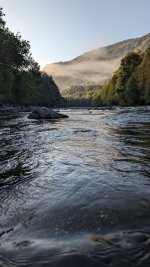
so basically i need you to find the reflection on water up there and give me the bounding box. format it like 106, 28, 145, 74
0, 107, 150, 266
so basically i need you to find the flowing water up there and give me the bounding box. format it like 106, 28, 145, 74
0, 107, 150, 266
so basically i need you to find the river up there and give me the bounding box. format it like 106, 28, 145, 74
0, 107, 150, 266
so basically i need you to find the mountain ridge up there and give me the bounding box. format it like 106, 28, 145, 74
43, 33, 150, 92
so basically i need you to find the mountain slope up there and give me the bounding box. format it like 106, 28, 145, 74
43, 33, 150, 92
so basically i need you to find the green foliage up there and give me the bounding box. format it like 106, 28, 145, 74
144, 81, 150, 104
39, 74, 61, 106
63, 84, 101, 107
0, 7, 5, 29
0, 7, 62, 106
124, 77, 139, 105
94, 48, 150, 106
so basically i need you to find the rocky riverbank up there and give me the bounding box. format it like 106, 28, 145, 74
0, 105, 68, 120
0, 105, 31, 115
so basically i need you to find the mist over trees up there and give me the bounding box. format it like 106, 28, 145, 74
64, 48, 150, 107
43, 33, 150, 95
0, 7, 62, 106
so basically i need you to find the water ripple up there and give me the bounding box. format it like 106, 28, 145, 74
0, 107, 150, 266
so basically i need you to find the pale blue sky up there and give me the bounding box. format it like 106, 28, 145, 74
1, 0, 150, 67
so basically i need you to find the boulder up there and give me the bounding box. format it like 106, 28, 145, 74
28, 107, 68, 120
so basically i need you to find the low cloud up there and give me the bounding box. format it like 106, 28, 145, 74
43, 48, 120, 90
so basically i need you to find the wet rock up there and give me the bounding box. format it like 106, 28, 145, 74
28, 112, 39, 119
28, 107, 68, 120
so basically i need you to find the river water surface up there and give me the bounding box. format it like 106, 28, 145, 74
0, 107, 150, 266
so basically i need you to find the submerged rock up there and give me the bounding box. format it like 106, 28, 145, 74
28, 107, 68, 120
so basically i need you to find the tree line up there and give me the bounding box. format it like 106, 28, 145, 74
63, 84, 101, 107
0, 7, 62, 106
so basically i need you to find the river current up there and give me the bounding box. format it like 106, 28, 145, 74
0, 107, 150, 266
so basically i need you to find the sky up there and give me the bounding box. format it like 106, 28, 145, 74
1, 0, 150, 68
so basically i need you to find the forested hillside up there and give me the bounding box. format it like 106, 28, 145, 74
0, 7, 62, 106
43, 33, 150, 93
64, 84, 101, 106
94, 48, 150, 106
